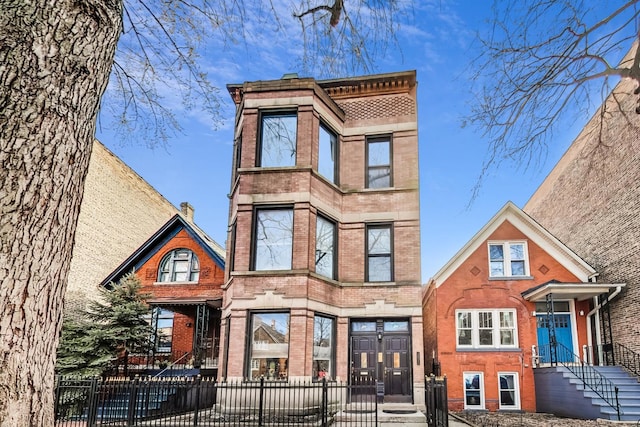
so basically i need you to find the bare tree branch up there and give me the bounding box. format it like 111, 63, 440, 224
466, 0, 640, 200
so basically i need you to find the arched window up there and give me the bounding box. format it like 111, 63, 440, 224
158, 249, 199, 282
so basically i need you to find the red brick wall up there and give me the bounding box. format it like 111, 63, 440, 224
427, 220, 589, 412
134, 228, 224, 358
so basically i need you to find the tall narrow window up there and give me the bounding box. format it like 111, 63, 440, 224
313, 315, 335, 380
464, 372, 484, 409
259, 112, 297, 167
457, 312, 472, 346
478, 311, 493, 346
366, 137, 392, 188
489, 242, 529, 277
366, 224, 393, 282
150, 308, 174, 353
315, 215, 336, 279
232, 133, 242, 184
249, 312, 290, 380
228, 222, 237, 273
158, 249, 199, 282
253, 208, 293, 271
498, 373, 520, 409
319, 124, 337, 184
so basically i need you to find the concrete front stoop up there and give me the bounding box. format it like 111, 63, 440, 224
333, 403, 428, 427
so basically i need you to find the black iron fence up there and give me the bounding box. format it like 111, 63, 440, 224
424, 375, 448, 427
54, 375, 378, 426
583, 343, 640, 380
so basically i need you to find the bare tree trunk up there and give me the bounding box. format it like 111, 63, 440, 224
0, 1, 122, 425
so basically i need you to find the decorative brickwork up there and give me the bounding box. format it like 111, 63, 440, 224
336, 95, 416, 121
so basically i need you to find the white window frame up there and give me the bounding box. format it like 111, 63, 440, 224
488, 241, 530, 277
157, 248, 200, 282
498, 372, 521, 410
463, 372, 485, 410
456, 309, 518, 349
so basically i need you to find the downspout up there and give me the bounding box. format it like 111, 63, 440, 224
585, 285, 623, 365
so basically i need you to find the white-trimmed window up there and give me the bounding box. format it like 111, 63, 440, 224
158, 249, 199, 282
488, 241, 529, 277
498, 372, 520, 409
456, 309, 517, 349
463, 372, 484, 409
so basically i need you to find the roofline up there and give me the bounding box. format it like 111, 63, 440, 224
227, 70, 416, 103
99, 214, 225, 287
430, 201, 597, 287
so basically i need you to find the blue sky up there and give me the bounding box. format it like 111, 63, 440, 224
96, 1, 592, 281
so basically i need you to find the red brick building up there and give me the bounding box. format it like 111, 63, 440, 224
220, 71, 425, 405
101, 205, 225, 375
423, 202, 623, 412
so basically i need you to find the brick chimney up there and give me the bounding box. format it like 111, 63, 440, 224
180, 202, 194, 222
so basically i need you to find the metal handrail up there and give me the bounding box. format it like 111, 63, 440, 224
614, 342, 640, 379
153, 351, 193, 378
539, 342, 620, 420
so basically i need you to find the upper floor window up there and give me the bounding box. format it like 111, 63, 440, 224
488, 241, 528, 277
315, 214, 336, 279
318, 124, 338, 184
158, 249, 199, 282
253, 207, 293, 271
366, 136, 392, 188
259, 112, 297, 167
456, 309, 517, 349
366, 224, 393, 282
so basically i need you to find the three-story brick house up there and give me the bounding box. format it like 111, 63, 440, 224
219, 71, 426, 404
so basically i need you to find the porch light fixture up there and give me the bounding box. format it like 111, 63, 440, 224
377, 331, 383, 341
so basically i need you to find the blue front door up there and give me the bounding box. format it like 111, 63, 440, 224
537, 314, 574, 363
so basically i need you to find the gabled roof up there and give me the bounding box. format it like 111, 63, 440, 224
430, 201, 596, 287
99, 214, 225, 287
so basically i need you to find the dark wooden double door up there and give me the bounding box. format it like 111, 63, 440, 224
351, 323, 411, 402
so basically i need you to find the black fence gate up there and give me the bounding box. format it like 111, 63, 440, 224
425, 375, 448, 427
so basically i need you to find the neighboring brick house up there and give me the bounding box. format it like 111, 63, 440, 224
66, 140, 178, 312
525, 74, 640, 354
100, 207, 225, 375
423, 202, 623, 412
221, 71, 425, 405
